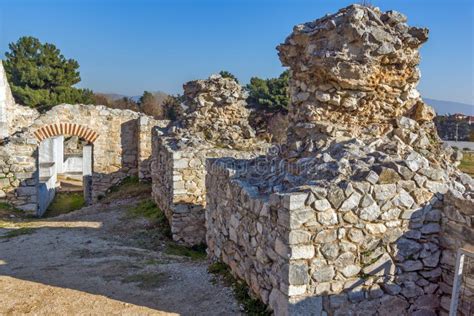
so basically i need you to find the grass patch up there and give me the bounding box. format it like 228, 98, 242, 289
121, 272, 166, 290
0, 202, 23, 217
459, 152, 474, 176
129, 199, 164, 221
128, 199, 172, 239
1, 227, 37, 239
165, 243, 207, 261
100, 176, 151, 202
127, 199, 205, 261
45, 192, 85, 217
0, 202, 33, 223
208, 262, 270, 315
0, 202, 18, 212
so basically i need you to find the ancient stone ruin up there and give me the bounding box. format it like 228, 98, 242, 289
205, 5, 473, 315
0, 61, 166, 215
1, 4, 473, 315
151, 74, 268, 245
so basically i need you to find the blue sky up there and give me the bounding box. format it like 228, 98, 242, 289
0, 0, 473, 105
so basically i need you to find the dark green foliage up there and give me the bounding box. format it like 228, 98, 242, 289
129, 199, 162, 220
209, 262, 271, 315
99, 176, 151, 203
0, 202, 19, 212
4, 36, 94, 111
161, 94, 184, 121
219, 70, 239, 83
246, 70, 289, 112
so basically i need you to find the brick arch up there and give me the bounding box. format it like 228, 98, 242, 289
34, 123, 99, 143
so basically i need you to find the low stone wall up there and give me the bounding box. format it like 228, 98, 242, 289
151, 134, 265, 245
206, 159, 286, 309
439, 190, 474, 315
0, 135, 38, 212
206, 156, 473, 315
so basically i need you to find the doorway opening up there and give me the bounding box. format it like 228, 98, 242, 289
37, 135, 93, 216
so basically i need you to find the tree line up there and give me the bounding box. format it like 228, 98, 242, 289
3, 36, 290, 119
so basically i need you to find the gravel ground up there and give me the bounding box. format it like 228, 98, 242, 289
0, 198, 241, 316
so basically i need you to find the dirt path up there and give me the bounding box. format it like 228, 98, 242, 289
0, 198, 240, 315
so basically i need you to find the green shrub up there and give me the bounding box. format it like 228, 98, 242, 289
246, 70, 289, 112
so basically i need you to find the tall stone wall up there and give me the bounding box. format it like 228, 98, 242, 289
277, 4, 439, 161
205, 4, 474, 315
151, 74, 268, 246
0, 102, 165, 214
206, 160, 291, 309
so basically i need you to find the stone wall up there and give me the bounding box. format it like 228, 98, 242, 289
138, 116, 168, 180
277, 5, 440, 162
207, 147, 473, 315
205, 4, 474, 315
439, 190, 474, 315
0, 134, 38, 212
151, 134, 263, 245
151, 74, 269, 246
0, 102, 165, 214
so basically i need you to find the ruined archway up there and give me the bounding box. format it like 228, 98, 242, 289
35, 124, 98, 216
33, 123, 99, 143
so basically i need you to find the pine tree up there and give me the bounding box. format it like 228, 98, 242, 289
246, 70, 289, 111
4, 36, 94, 111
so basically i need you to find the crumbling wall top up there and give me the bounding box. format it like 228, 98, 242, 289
277, 4, 435, 142
172, 74, 264, 151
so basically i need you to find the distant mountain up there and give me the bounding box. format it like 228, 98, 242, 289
423, 98, 473, 116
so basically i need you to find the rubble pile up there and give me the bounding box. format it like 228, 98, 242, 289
172, 74, 257, 150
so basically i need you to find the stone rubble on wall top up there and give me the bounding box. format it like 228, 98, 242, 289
170, 74, 265, 151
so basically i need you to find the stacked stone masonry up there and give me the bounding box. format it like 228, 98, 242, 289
205, 5, 474, 316
151, 74, 269, 246
0, 61, 166, 214
151, 132, 266, 246
207, 154, 474, 315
